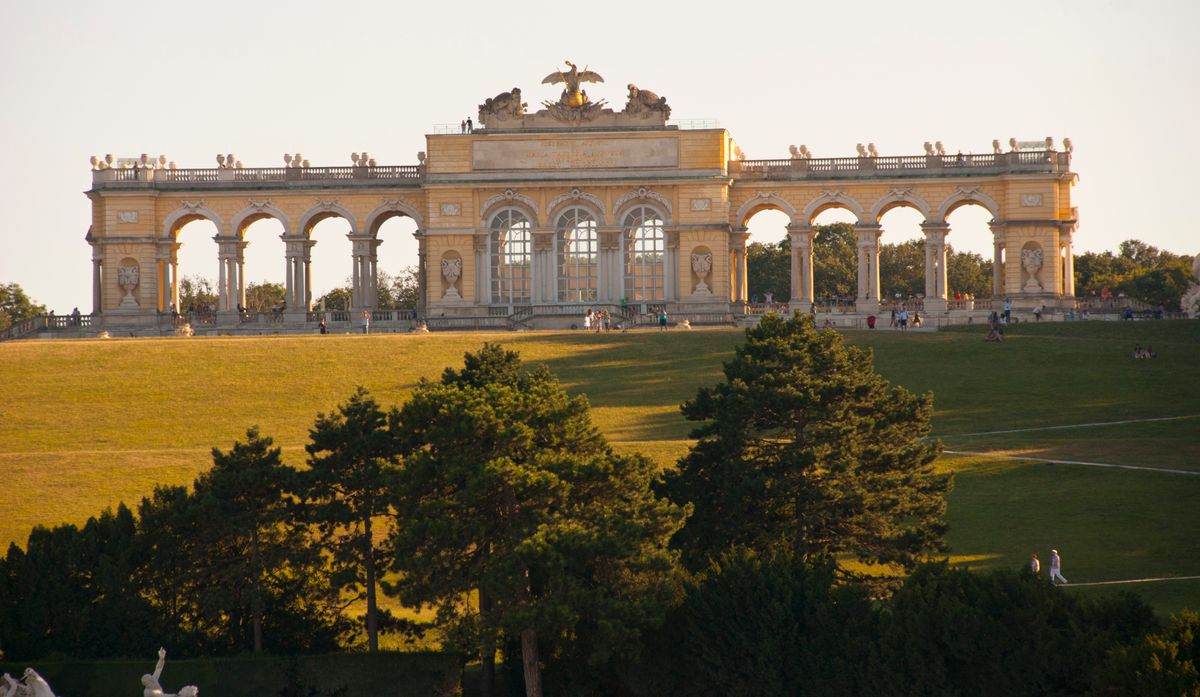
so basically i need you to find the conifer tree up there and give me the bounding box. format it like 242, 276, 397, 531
662, 313, 951, 584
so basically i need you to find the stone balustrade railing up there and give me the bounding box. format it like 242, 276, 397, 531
731, 150, 1070, 180
92, 164, 424, 189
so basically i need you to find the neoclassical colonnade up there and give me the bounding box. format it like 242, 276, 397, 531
152, 199, 425, 314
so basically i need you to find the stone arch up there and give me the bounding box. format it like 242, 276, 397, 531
869, 189, 933, 223
800, 191, 867, 225
364, 199, 424, 236
482, 201, 539, 229
163, 204, 224, 238
735, 192, 798, 227
613, 188, 672, 226
230, 202, 291, 237
298, 201, 359, 236
935, 187, 1001, 221
548, 197, 606, 229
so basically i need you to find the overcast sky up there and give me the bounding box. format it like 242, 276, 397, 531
2, 0, 1196, 311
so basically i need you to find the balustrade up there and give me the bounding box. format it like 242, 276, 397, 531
730, 150, 1066, 180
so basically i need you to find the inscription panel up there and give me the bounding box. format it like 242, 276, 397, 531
473, 138, 679, 171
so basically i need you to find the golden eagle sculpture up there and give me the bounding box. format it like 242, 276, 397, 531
542, 61, 604, 108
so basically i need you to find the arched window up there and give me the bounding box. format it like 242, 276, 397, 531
556, 208, 598, 302
490, 209, 531, 304
623, 206, 665, 302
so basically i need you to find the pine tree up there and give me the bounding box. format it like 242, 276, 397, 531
662, 312, 951, 584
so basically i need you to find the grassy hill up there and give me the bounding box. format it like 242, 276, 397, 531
2, 320, 1198, 615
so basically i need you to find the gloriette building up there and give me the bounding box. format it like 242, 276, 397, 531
82, 62, 1078, 332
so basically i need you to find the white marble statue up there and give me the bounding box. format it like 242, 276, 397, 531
691, 252, 713, 294
1021, 247, 1044, 291
441, 257, 462, 300
19, 670, 54, 697
142, 648, 198, 697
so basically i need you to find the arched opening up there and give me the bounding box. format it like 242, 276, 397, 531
374, 214, 420, 310
810, 207, 858, 307
172, 218, 219, 316
944, 203, 996, 299
556, 207, 598, 303
744, 208, 790, 304
308, 216, 353, 311
878, 206, 926, 305
490, 209, 532, 305
622, 205, 666, 304
239, 217, 286, 313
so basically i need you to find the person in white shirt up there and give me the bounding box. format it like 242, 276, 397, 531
1030, 553, 1040, 576
1048, 549, 1068, 585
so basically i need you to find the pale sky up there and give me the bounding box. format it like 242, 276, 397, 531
2, 0, 1197, 311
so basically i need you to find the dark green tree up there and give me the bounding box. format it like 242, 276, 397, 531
0, 282, 46, 332
243, 282, 286, 313
813, 223, 856, 300
298, 388, 399, 653
388, 344, 686, 697
195, 427, 343, 653
879, 240, 925, 300
1091, 610, 1200, 696
661, 313, 951, 584
947, 247, 992, 298
313, 269, 419, 312
177, 275, 217, 312
1118, 257, 1194, 309
746, 239, 790, 302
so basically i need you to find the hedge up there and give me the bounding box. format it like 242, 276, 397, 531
0, 651, 463, 697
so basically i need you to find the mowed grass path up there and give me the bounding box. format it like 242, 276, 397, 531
2, 321, 1198, 613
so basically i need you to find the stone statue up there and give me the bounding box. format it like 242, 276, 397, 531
1063, 137, 1073, 153
788, 144, 800, 159
0, 673, 29, 697
992, 139, 1003, 154
923, 141, 935, 156
691, 252, 713, 294
142, 648, 198, 697
441, 257, 462, 300
935, 141, 946, 156
478, 87, 526, 120
623, 84, 671, 118
856, 143, 868, 157
117, 264, 140, 308
798, 144, 812, 159
867, 143, 879, 158
542, 61, 604, 109
1009, 137, 1019, 152
1020, 246, 1044, 291
17, 670, 54, 697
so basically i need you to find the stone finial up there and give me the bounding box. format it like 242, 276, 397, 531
935, 141, 946, 156
923, 141, 934, 156
867, 143, 879, 158
799, 144, 812, 159
169, 162, 177, 170
216, 154, 225, 167
417, 151, 426, 163
992, 139, 1003, 154
1009, 137, 1018, 151
159, 155, 167, 168
368, 158, 376, 167
788, 144, 799, 158
89, 155, 98, 169
1063, 137, 1073, 153
1044, 136, 1056, 151
856, 143, 868, 157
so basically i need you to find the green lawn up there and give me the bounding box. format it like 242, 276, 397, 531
1, 320, 1198, 615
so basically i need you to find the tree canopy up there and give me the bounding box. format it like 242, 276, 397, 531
661, 312, 951, 584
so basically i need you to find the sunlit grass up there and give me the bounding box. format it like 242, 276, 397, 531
2, 321, 1198, 614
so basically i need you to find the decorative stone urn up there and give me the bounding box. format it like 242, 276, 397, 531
691, 252, 712, 295
1020, 246, 1044, 292
441, 257, 462, 300
117, 263, 140, 308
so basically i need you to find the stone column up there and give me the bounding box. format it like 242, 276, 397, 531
532, 230, 554, 304
665, 229, 679, 302
473, 233, 488, 305
731, 230, 750, 303
303, 241, 314, 310
348, 235, 372, 310
282, 237, 310, 312
787, 224, 816, 306
92, 253, 103, 315
990, 222, 1006, 298
921, 222, 950, 311
1060, 224, 1076, 297
415, 230, 428, 314
854, 224, 882, 312
236, 241, 247, 311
